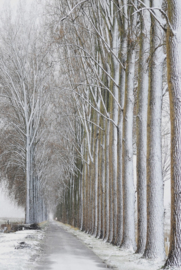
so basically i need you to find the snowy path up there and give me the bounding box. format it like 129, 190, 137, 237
34, 221, 107, 270
49, 222, 164, 270
0, 220, 165, 269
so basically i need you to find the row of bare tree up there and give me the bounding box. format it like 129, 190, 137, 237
0, 0, 180, 268
0, 1, 78, 225
52, 0, 181, 268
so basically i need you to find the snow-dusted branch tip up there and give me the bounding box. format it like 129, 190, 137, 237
61, 0, 89, 21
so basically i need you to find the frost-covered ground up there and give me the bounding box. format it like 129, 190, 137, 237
56, 222, 165, 270
0, 219, 170, 270
0, 222, 45, 270
0, 217, 24, 226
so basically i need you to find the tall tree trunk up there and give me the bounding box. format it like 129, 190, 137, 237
26, 131, 31, 224
105, 118, 110, 241
98, 126, 102, 238
91, 125, 96, 234
117, 0, 128, 246
121, 41, 136, 251
85, 154, 89, 231
164, 1, 181, 267
91, 111, 97, 234
90, 124, 94, 234
121, 0, 137, 251
108, 120, 113, 243
111, 18, 120, 245
136, 0, 150, 254
87, 124, 93, 232
101, 118, 106, 239
94, 104, 100, 236
80, 140, 86, 231
87, 154, 91, 232
143, 0, 165, 260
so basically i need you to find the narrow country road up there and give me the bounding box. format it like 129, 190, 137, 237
35, 221, 108, 270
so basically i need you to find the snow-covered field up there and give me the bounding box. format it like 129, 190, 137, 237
0, 220, 45, 270
56, 222, 166, 270
0, 217, 24, 226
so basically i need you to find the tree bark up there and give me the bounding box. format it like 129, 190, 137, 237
121, 0, 137, 251
117, 0, 128, 245
121, 41, 136, 251
136, 0, 150, 254
94, 105, 100, 236
164, 0, 181, 267
143, 0, 165, 260
105, 118, 110, 241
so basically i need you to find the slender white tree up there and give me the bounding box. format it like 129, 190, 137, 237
164, 0, 181, 267
0, 5, 53, 223
143, 0, 165, 260
121, 0, 137, 251
136, 0, 150, 254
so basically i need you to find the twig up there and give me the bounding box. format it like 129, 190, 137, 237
61, 0, 89, 21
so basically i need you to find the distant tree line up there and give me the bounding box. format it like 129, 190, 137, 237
0, 2, 78, 224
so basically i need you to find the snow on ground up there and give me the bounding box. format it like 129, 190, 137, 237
56, 222, 165, 270
0, 220, 171, 270
0, 226, 45, 270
